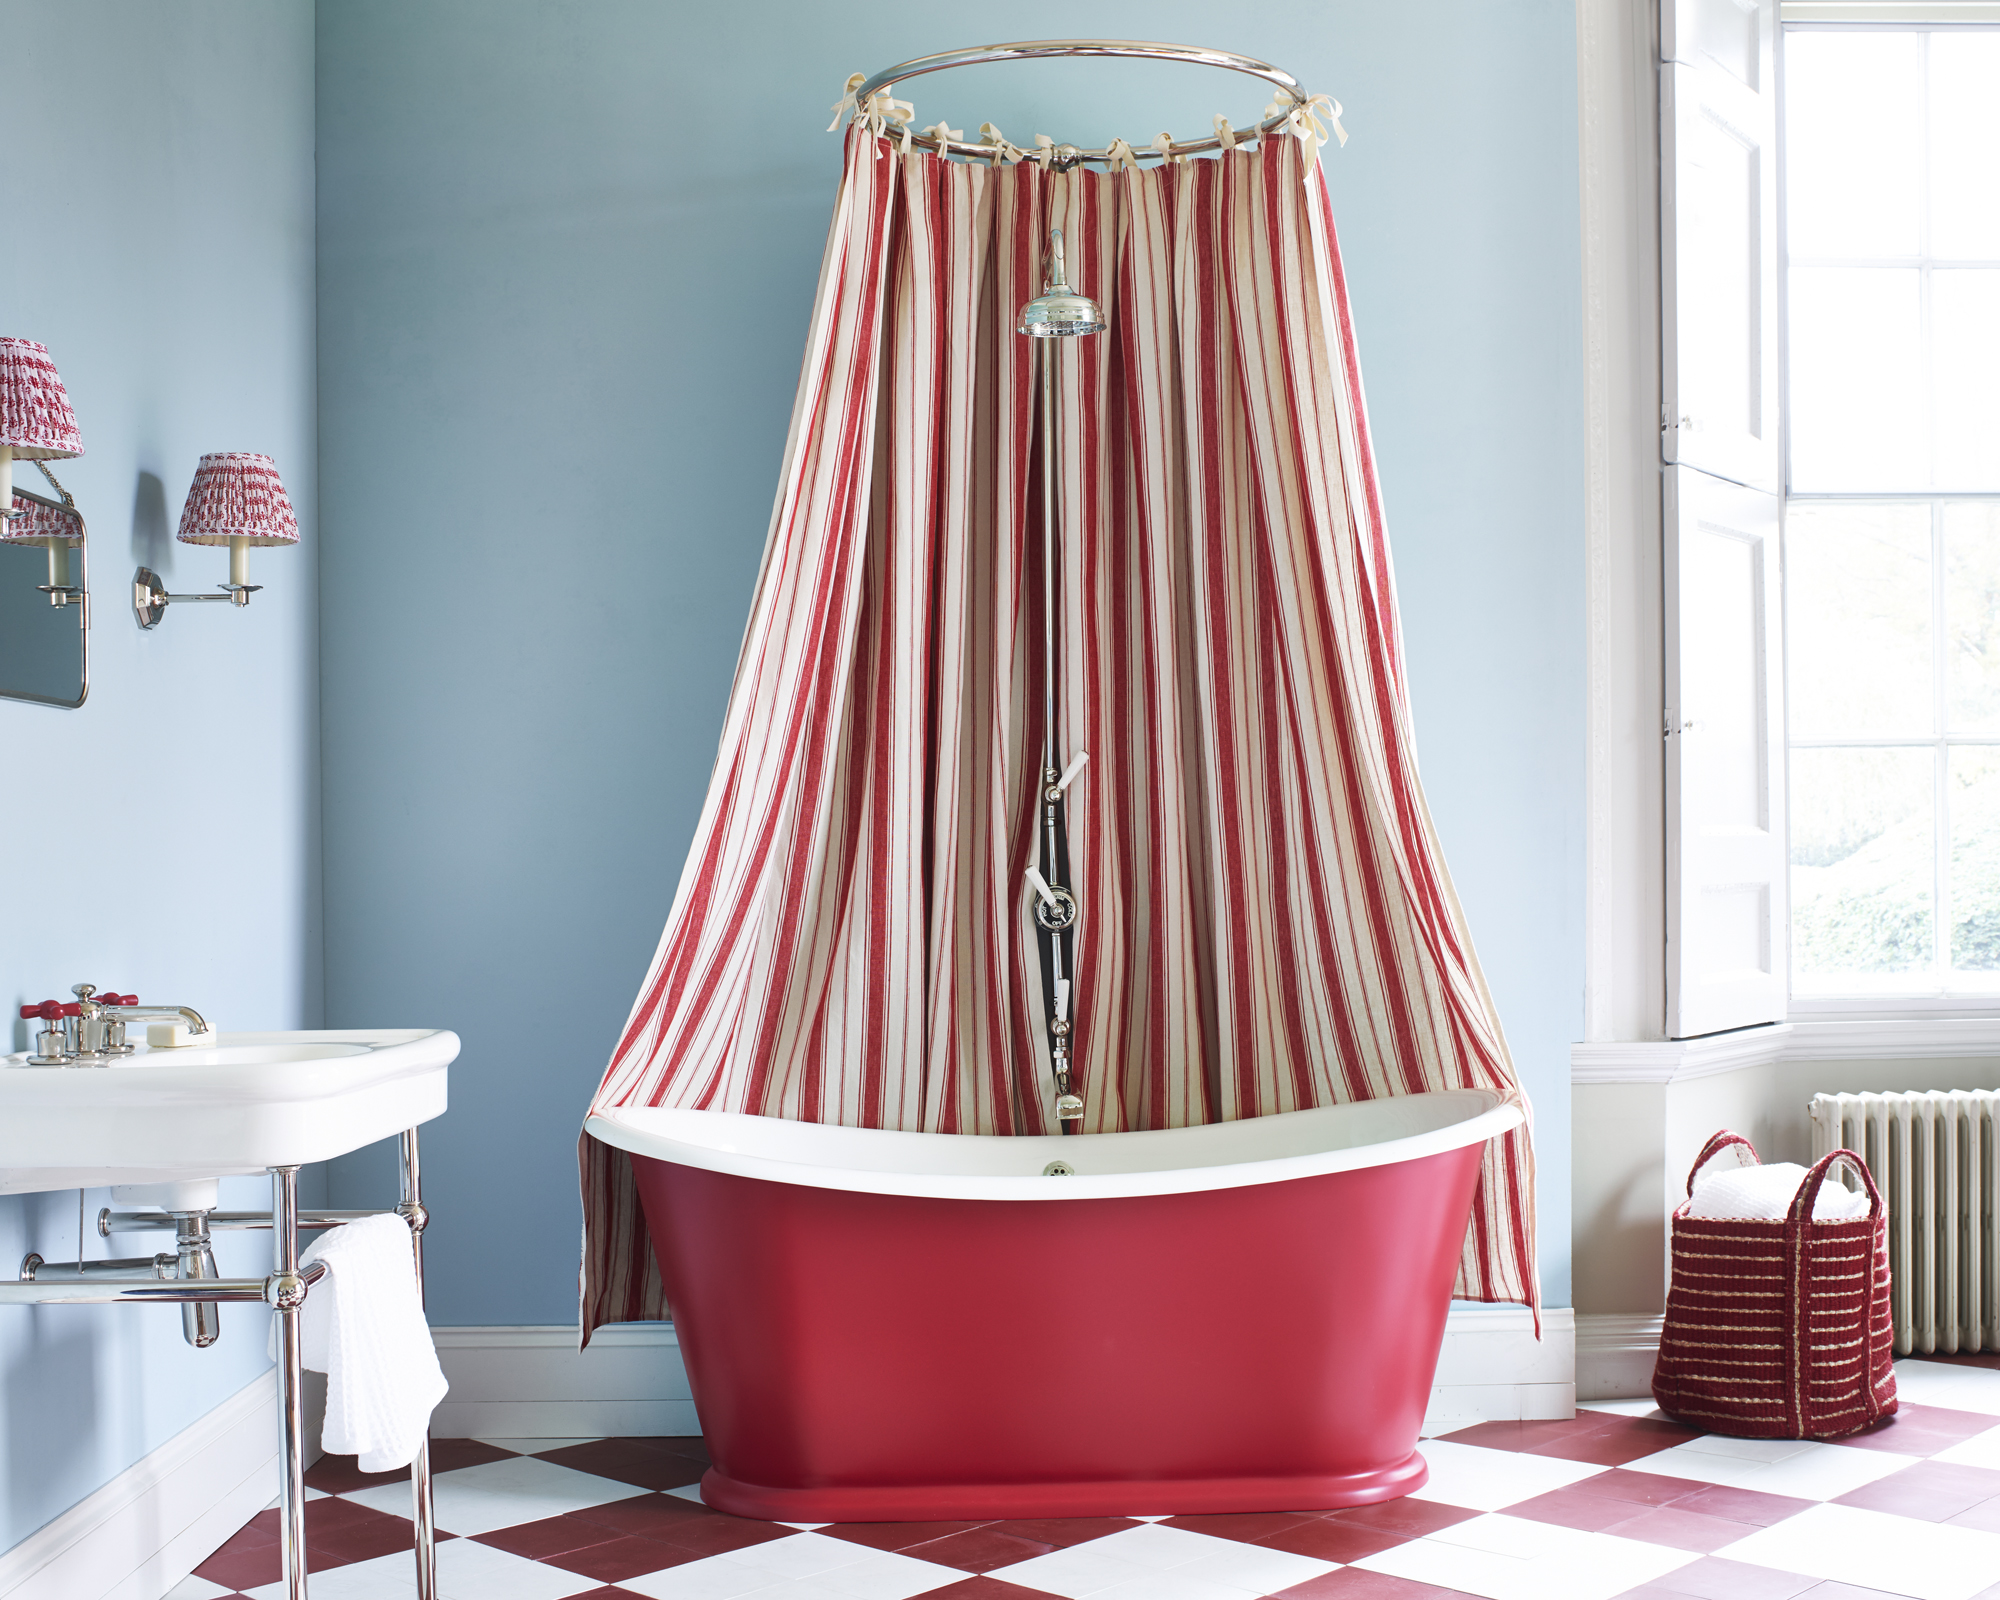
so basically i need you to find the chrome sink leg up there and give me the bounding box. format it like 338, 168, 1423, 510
400, 1127, 437, 1600
269, 1165, 309, 1600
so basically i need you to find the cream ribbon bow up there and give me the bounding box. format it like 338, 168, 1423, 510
827, 71, 915, 146
1264, 88, 1348, 150
1150, 132, 1185, 165
1213, 114, 1238, 150
979, 123, 1027, 166
1104, 136, 1140, 172
923, 122, 966, 159
1031, 134, 1057, 170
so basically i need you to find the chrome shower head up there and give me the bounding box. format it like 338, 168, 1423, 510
1018, 228, 1106, 338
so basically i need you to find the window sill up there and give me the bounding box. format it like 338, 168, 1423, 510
1573, 1014, 2000, 1085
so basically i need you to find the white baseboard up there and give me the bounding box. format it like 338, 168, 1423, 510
0, 1371, 283, 1600
1427, 1304, 1576, 1425
1576, 1312, 1664, 1401
431, 1307, 1577, 1441
431, 1324, 698, 1438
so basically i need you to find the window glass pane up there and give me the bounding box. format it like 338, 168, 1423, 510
1946, 502, 2000, 733
1786, 502, 1932, 738
1951, 746, 2000, 981
1788, 267, 1926, 491
1785, 31, 1922, 261
1930, 33, 2000, 261
1791, 746, 1935, 990
1933, 270, 2000, 491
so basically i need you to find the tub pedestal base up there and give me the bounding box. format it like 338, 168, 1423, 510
697, 1449, 1430, 1523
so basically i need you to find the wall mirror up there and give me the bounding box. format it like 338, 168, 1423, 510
0, 479, 89, 709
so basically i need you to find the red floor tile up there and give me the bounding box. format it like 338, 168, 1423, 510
823, 1518, 995, 1552
1253, 1515, 1422, 1564
532, 1438, 709, 1490
1830, 1401, 2000, 1457
564, 1494, 728, 1540
645, 1508, 798, 1558
1570, 1468, 1707, 1508
1269, 1569, 1473, 1597
1667, 1482, 1817, 1527
546, 1533, 706, 1582
474, 1512, 628, 1560
1603, 1505, 1770, 1553
1528, 1415, 1707, 1465
1160, 1509, 1328, 1543
561, 1590, 656, 1600
899, 1524, 1064, 1572
1319, 1498, 1481, 1538
919, 1578, 1071, 1599
981, 1516, 1143, 1548
1833, 1458, 2000, 1521
1510, 1483, 1656, 1532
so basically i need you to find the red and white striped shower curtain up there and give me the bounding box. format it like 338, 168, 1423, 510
580, 123, 1537, 1340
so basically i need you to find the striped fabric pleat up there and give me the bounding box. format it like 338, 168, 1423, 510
580, 126, 1538, 1340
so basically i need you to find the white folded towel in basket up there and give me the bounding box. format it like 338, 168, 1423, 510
269, 1213, 448, 1471
1686, 1160, 1873, 1222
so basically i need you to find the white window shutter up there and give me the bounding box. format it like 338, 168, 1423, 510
1661, 0, 1779, 494
1665, 465, 1787, 1037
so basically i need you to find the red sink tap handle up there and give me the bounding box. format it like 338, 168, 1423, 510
106, 994, 137, 1006
19, 1001, 64, 1021
60, 1003, 82, 1017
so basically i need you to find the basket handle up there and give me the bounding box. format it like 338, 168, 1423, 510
1686, 1130, 1760, 1196
1789, 1147, 1883, 1227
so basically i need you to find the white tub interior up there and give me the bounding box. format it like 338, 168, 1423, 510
589, 1088, 1524, 1202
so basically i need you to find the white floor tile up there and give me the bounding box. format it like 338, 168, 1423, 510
1934, 1421, 2000, 1470
1075, 1524, 1253, 1570
721, 1532, 877, 1580
1716, 1500, 2000, 1600
618, 1552, 806, 1600
815, 1548, 988, 1599
1892, 1360, 2000, 1417
987, 1540, 1162, 1598
1621, 1435, 1915, 1500
1406, 1438, 1609, 1511
1085, 1576, 1264, 1600
433, 1538, 606, 1599
344, 1453, 649, 1535
777, 1520, 833, 1530
668, 1481, 708, 1505
1175, 1539, 1338, 1593
1575, 1397, 1664, 1417
264, 1487, 332, 1506
1356, 1517, 1696, 1600
164, 1577, 235, 1600
245, 1551, 415, 1600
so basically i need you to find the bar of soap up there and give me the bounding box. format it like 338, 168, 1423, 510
147, 1021, 201, 1047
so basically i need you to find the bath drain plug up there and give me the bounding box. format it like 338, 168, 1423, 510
1042, 1160, 1076, 1176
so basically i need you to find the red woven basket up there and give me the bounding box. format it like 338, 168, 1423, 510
1652, 1131, 1896, 1439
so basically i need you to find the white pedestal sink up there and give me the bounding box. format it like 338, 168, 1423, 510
1, 1026, 457, 1598
0, 1028, 456, 1193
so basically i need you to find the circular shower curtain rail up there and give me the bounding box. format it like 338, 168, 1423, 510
850, 39, 1310, 165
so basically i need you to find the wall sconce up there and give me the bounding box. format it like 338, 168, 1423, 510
3, 465, 86, 606
0, 337, 85, 538
133, 452, 298, 629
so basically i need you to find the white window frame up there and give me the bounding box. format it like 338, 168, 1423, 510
1780, 11, 2000, 1016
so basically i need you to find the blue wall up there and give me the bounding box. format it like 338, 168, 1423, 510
316, 0, 1583, 1319
0, 1, 320, 1549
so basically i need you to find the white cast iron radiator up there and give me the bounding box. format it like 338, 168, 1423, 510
1809, 1090, 2000, 1355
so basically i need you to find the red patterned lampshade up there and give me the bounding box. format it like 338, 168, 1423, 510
0, 339, 83, 528
176, 453, 299, 548
0, 338, 84, 462
0, 492, 82, 545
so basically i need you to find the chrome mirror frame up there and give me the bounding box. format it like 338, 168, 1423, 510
0, 481, 89, 710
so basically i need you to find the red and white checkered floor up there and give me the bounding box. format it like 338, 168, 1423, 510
173, 1357, 2000, 1600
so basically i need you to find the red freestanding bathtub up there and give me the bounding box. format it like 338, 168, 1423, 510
585, 1089, 1525, 1522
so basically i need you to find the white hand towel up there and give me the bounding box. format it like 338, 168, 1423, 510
1686, 1160, 1872, 1222
268, 1214, 448, 1471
